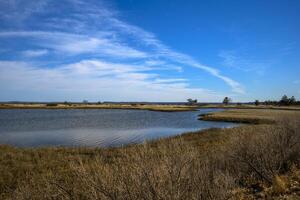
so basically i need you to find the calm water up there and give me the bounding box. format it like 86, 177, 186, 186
0, 108, 238, 147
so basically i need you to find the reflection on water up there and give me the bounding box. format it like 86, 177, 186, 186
0, 108, 238, 147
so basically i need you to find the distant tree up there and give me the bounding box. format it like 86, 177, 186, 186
63, 101, 72, 106
223, 97, 231, 105
83, 100, 88, 104
254, 100, 260, 106
289, 96, 296, 105
187, 98, 197, 105
280, 95, 289, 105
264, 100, 269, 105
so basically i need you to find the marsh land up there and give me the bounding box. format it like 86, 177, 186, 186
0, 103, 198, 112
1, 102, 300, 111
0, 107, 300, 199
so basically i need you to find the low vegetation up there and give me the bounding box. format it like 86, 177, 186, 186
199, 109, 300, 124
0, 103, 197, 112
2, 94, 300, 112
0, 109, 300, 199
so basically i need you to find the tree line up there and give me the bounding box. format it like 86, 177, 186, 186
262, 95, 299, 106
187, 95, 299, 106
222, 95, 299, 106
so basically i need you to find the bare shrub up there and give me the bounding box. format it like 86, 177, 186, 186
68, 139, 235, 200
226, 117, 300, 186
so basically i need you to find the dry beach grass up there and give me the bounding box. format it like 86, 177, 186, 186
0, 109, 300, 199
200, 109, 300, 124
0, 103, 197, 112
1, 102, 300, 112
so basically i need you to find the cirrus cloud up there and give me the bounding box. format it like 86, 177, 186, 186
0, 0, 245, 102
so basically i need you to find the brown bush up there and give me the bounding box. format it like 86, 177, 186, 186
66, 140, 235, 200
226, 116, 300, 186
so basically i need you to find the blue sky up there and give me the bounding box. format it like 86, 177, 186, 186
0, 0, 299, 102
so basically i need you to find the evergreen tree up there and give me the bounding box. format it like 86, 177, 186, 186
289, 96, 296, 105
254, 100, 259, 106
223, 97, 231, 105
280, 95, 289, 105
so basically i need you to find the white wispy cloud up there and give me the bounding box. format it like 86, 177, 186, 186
22, 49, 48, 57
294, 80, 300, 84
0, 0, 245, 101
103, 15, 245, 93
0, 61, 222, 102
219, 50, 237, 67
153, 78, 187, 84
0, 31, 148, 59
0, 0, 49, 23
219, 50, 269, 76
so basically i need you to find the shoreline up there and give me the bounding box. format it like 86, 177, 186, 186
1, 103, 300, 112
198, 112, 275, 124
199, 104, 300, 111
0, 103, 198, 112
198, 108, 300, 124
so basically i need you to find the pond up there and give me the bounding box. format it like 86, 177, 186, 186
0, 108, 238, 147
